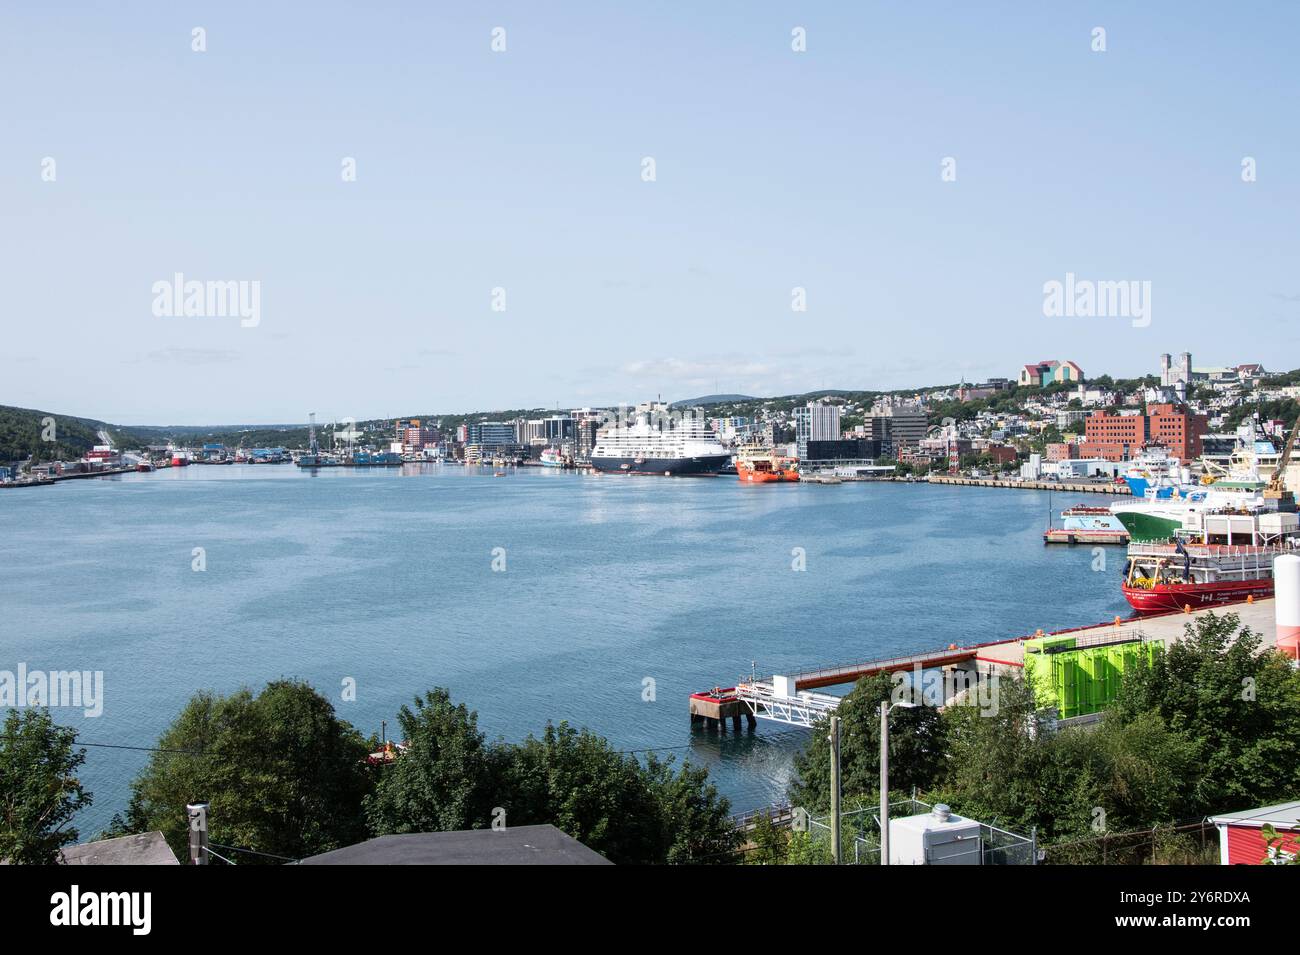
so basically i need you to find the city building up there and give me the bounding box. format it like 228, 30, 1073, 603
793, 401, 841, 460
1159, 352, 1193, 388
803, 438, 884, 466
395, 418, 440, 454
1018, 360, 1084, 387
571, 408, 603, 462
956, 378, 1011, 401
464, 421, 519, 462
1080, 403, 1206, 462
866, 396, 928, 452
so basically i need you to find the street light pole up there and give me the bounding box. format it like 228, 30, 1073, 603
880, 701, 889, 866
829, 715, 841, 865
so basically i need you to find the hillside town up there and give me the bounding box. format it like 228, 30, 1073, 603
5, 352, 1295, 491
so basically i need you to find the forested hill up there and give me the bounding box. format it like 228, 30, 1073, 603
0, 405, 147, 463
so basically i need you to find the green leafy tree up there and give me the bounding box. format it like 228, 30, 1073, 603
365, 688, 499, 834
1110, 612, 1300, 815
0, 710, 92, 864
496, 722, 664, 864
643, 753, 739, 864
113, 680, 373, 862
789, 672, 946, 812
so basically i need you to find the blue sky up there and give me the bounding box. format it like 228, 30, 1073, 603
3, 2, 1298, 424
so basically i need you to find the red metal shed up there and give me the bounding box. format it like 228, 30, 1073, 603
1209, 801, 1300, 864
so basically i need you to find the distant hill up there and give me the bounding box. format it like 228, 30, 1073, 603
669, 394, 758, 408
0, 405, 150, 464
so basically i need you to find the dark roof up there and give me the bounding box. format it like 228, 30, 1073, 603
299, 825, 611, 865
59, 831, 180, 866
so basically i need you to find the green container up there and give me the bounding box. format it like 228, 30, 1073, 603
1024, 640, 1163, 719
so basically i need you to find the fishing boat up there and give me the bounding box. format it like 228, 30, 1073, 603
540, 447, 565, 468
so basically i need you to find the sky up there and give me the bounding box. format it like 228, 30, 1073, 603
3, 1, 1299, 425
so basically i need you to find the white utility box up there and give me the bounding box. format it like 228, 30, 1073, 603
889, 804, 983, 865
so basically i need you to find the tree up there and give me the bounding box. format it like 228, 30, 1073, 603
365, 688, 499, 834
1110, 612, 1300, 815
789, 673, 946, 812
496, 722, 663, 864
365, 694, 739, 864
0, 709, 92, 864
114, 680, 373, 862
643, 753, 739, 864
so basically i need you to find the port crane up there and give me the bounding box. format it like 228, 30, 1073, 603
1265, 412, 1299, 506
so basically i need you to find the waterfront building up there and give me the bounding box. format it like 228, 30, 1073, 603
794, 401, 841, 460
571, 408, 603, 462
865, 396, 927, 451
464, 421, 520, 462
803, 438, 884, 467
1080, 403, 1206, 463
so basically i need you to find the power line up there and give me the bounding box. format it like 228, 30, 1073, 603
209, 842, 300, 863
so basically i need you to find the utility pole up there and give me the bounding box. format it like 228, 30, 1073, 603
880, 701, 890, 866
187, 802, 209, 866
829, 715, 841, 865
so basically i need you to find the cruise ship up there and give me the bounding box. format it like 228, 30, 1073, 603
590, 402, 730, 476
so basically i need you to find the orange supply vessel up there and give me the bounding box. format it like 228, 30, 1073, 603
735, 445, 799, 483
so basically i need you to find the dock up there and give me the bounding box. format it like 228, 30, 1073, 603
927, 475, 1131, 495
693, 596, 1283, 728
1043, 528, 1130, 545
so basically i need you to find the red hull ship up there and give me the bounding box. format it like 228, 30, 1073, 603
735, 446, 799, 483
1121, 576, 1274, 613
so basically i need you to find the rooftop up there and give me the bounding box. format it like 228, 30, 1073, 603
1209, 801, 1300, 829
299, 824, 612, 865
58, 831, 179, 865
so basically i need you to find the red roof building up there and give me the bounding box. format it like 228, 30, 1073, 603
1209, 801, 1300, 865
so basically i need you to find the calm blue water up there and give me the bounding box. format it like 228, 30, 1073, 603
0, 465, 1129, 835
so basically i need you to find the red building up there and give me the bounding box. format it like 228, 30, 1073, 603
1045, 442, 1078, 462
1210, 801, 1300, 864
1081, 404, 1206, 463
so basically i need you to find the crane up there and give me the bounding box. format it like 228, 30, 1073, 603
1265, 412, 1299, 506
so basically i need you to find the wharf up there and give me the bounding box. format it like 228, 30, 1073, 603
693, 596, 1282, 726
1043, 528, 1130, 545
928, 475, 1131, 495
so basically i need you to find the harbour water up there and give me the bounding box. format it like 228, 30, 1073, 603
0, 465, 1130, 836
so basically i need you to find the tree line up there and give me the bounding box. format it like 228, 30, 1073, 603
1, 685, 738, 865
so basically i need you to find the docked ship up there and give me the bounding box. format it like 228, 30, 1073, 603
1109, 476, 1270, 542
1059, 505, 1125, 533
590, 402, 730, 476
540, 447, 565, 468
735, 445, 799, 483
1121, 508, 1300, 612
1120, 447, 1193, 498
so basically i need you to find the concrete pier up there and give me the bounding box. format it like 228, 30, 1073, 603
689, 689, 756, 732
